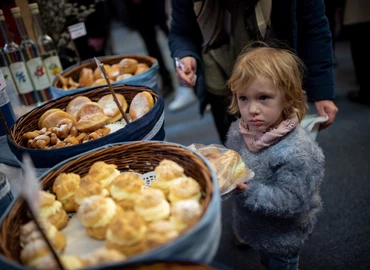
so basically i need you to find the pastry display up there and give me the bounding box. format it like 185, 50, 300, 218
74, 179, 109, 211
85, 161, 120, 188
144, 220, 179, 250
52, 173, 81, 212
15, 158, 206, 269
77, 195, 122, 239
97, 94, 128, 123
105, 211, 147, 256
20, 219, 66, 251
170, 200, 202, 232
108, 172, 144, 210
39, 191, 68, 230
134, 188, 170, 222
83, 248, 126, 267
168, 176, 202, 203
151, 159, 185, 196
129, 91, 154, 121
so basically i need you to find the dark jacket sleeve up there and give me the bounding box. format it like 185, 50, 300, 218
297, 0, 335, 102
168, 0, 209, 113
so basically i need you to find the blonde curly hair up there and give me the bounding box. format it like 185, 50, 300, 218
227, 45, 308, 122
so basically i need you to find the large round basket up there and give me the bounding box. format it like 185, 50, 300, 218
50, 54, 159, 99
7, 84, 165, 169
0, 141, 221, 270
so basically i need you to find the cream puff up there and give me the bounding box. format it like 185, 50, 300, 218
74, 179, 109, 211
97, 94, 128, 123
151, 159, 185, 196
106, 211, 147, 256
85, 161, 120, 188
168, 176, 202, 204
108, 172, 144, 210
20, 219, 66, 251
144, 220, 179, 250
170, 200, 202, 232
39, 191, 68, 230
134, 188, 170, 222
83, 247, 126, 267
77, 195, 122, 239
52, 173, 81, 212
20, 239, 51, 267
35, 254, 86, 270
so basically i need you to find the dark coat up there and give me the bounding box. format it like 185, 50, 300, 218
168, 0, 335, 113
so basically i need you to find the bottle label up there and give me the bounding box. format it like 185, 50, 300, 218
0, 67, 16, 91
43, 56, 63, 83
26, 57, 50, 90
0, 89, 10, 107
9, 62, 34, 94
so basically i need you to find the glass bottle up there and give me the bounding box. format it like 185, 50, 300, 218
11, 7, 52, 103
0, 48, 21, 110
0, 9, 37, 106
29, 3, 63, 84
0, 61, 16, 136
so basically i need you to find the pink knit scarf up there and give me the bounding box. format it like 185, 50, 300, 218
239, 115, 299, 152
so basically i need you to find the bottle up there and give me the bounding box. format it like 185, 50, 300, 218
0, 48, 21, 110
11, 7, 52, 103
0, 68, 16, 136
0, 9, 37, 106
29, 3, 63, 84
0, 172, 14, 217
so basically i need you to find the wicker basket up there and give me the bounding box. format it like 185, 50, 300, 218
0, 141, 218, 270
7, 85, 165, 168
50, 54, 158, 98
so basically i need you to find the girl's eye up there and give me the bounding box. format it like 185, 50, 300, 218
239, 96, 247, 101
259, 95, 269, 101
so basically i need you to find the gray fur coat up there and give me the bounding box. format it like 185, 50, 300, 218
226, 120, 325, 256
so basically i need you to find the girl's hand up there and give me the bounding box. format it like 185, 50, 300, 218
176, 56, 197, 87
236, 182, 248, 191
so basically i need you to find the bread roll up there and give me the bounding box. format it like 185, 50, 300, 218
76, 102, 108, 132
38, 108, 62, 129
78, 68, 94, 87
134, 63, 149, 75
108, 64, 120, 81
118, 58, 138, 74
86, 161, 120, 188
39, 191, 68, 230
53, 173, 81, 212
134, 188, 170, 222
116, 73, 133, 81
40, 110, 77, 129
106, 211, 147, 256
66, 96, 92, 120
129, 91, 154, 121
92, 78, 108, 86
77, 195, 122, 239
97, 94, 128, 123
93, 64, 111, 81
108, 172, 144, 210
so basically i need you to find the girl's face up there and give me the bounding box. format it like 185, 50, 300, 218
236, 77, 288, 132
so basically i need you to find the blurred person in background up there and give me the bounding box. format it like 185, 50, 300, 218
169, 0, 339, 144
344, 0, 370, 104
122, 0, 175, 98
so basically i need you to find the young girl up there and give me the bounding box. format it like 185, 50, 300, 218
226, 46, 325, 270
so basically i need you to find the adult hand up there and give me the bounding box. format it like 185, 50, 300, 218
235, 182, 248, 192
176, 56, 197, 87
314, 100, 338, 130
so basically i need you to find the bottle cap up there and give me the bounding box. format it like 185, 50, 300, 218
28, 3, 40, 14
10, 7, 21, 18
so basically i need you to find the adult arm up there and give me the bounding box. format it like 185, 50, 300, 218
297, 0, 338, 128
